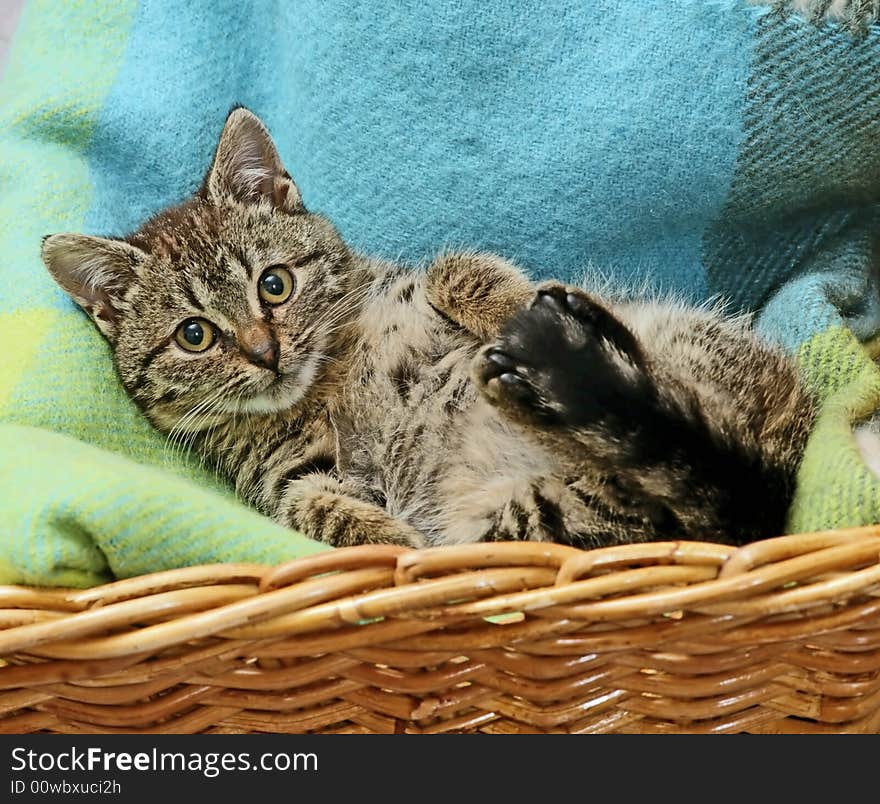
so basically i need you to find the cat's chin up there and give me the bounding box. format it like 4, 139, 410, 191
234, 361, 317, 415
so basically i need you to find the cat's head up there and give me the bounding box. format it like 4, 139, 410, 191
42, 108, 361, 431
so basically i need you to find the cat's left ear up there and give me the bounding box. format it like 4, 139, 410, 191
41, 233, 146, 342
203, 107, 304, 213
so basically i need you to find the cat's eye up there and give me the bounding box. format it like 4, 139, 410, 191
258, 265, 295, 305
175, 318, 215, 353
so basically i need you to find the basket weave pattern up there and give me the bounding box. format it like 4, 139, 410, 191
2, 526, 880, 734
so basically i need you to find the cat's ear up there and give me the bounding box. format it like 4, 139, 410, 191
41, 233, 145, 341
203, 107, 304, 213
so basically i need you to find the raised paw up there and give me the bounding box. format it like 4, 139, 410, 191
473, 345, 542, 410
530, 283, 644, 362
472, 283, 652, 427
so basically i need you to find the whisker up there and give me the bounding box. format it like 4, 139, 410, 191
162, 378, 245, 466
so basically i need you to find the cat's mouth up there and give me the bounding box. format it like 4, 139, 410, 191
233, 355, 319, 415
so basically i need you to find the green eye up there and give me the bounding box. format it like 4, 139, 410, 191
175, 318, 215, 353
258, 265, 295, 304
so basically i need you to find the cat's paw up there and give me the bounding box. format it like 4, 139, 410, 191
473, 344, 542, 411
528, 283, 644, 362
472, 283, 650, 427
425, 252, 534, 341
283, 476, 426, 549
369, 522, 427, 549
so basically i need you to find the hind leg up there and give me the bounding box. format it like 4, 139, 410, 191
473, 283, 675, 538
471, 282, 804, 544
473, 282, 652, 431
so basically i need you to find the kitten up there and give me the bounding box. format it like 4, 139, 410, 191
42, 108, 815, 549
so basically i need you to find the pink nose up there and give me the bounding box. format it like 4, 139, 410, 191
245, 340, 278, 371
239, 325, 279, 372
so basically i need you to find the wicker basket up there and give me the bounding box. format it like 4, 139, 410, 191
1, 525, 880, 734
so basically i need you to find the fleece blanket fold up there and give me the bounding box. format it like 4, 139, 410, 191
1, 0, 879, 586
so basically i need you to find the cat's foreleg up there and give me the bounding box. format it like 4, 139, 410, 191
275, 472, 426, 548
424, 251, 533, 341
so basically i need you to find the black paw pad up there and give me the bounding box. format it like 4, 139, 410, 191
562, 291, 593, 319
534, 286, 567, 313
533, 285, 596, 319
474, 346, 541, 410
495, 370, 538, 406
482, 348, 517, 376
473, 285, 653, 427
533, 285, 644, 367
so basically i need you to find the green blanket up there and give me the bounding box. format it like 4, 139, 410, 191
0, 425, 328, 587
2, 1, 880, 587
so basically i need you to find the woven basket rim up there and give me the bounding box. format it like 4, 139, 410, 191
2, 525, 880, 734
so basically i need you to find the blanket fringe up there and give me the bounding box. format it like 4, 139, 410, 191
751, 0, 880, 35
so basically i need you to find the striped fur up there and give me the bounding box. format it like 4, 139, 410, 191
42, 109, 815, 548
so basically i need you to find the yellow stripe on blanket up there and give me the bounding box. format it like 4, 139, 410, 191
0, 308, 59, 413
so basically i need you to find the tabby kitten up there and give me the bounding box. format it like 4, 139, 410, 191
42, 108, 814, 549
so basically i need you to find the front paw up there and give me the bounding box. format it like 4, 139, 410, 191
368, 521, 427, 549
284, 477, 426, 549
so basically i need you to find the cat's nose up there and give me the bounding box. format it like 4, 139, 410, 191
247, 342, 279, 372
239, 325, 279, 372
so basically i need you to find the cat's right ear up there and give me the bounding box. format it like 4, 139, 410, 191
203, 107, 304, 213
41, 233, 146, 342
